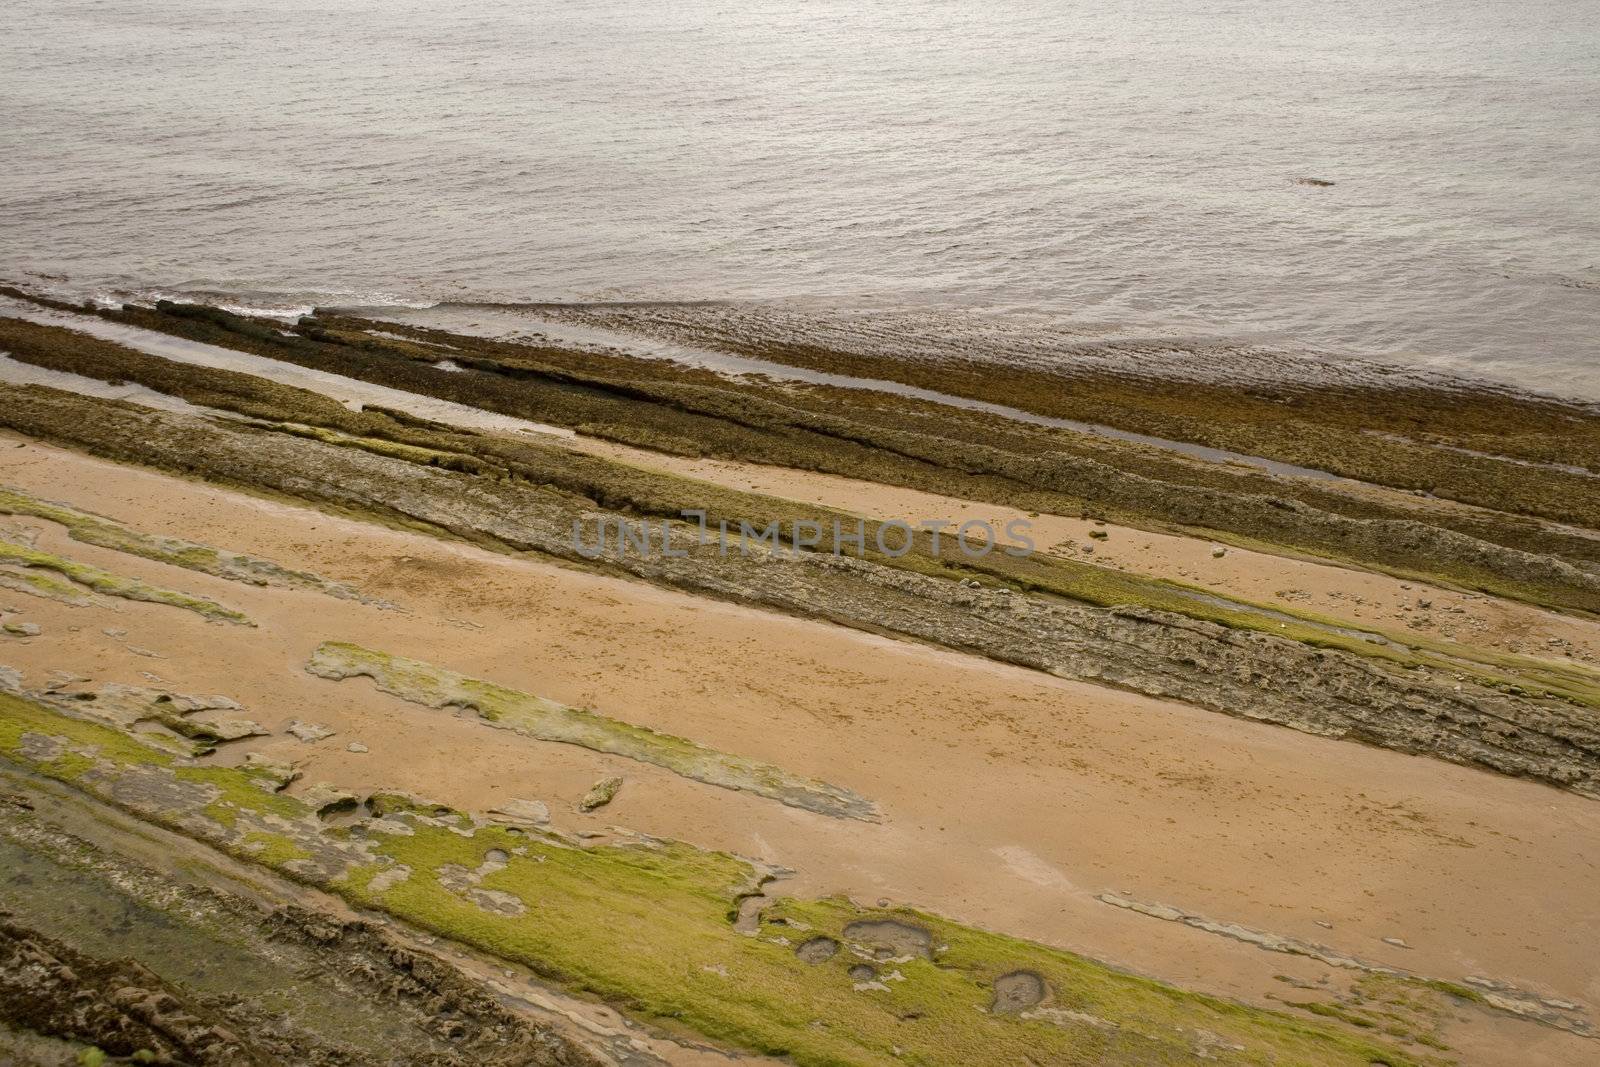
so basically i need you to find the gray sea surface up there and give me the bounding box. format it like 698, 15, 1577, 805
3, 0, 1597, 397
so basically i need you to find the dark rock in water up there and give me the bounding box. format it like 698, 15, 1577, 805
1293, 177, 1336, 187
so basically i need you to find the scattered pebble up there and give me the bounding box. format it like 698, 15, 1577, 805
3, 622, 41, 637
1381, 936, 1410, 949
578, 775, 624, 813
347, 741, 369, 753
1211, 547, 1226, 558
43, 671, 84, 692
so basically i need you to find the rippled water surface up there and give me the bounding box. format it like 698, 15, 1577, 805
3, 0, 1597, 394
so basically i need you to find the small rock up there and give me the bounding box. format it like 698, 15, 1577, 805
1315, 920, 1333, 929
490, 798, 551, 825
287, 720, 335, 743
578, 775, 624, 812
301, 782, 359, 816
346, 741, 369, 753
44, 671, 85, 692
1088, 529, 1108, 541
3, 622, 41, 637
241, 753, 300, 791
103, 627, 128, 638
1382, 936, 1410, 949
195, 717, 268, 741
1211, 547, 1226, 558
127, 646, 162, 658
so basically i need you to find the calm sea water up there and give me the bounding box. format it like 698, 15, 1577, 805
3, 0, 1598, 396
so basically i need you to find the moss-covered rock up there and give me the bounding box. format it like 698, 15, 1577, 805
309, 642, 878, 821
0, 691, 1436, 1067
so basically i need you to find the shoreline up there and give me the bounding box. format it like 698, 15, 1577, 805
0, 286, 1596, 1064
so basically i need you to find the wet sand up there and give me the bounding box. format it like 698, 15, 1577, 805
1, 431, 1595, 1065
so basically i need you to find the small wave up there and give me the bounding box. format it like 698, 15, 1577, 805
434, 298, 729, 311
111, 285, 442, 319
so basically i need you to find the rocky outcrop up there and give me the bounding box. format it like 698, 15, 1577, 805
307, 642, 877, 820
0, 802, 601, 1067
2, 384, 1596, 797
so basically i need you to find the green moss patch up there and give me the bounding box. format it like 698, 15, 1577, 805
2, 304, 1590, 614
0, 537, 250, 624
0, 690, 1441, 1066
0, 482, 373, 604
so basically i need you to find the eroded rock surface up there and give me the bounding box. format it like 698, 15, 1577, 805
1, 387, 1591, 797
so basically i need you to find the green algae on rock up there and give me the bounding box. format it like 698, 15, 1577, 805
530, 301, 1600, 528
0, 383, 1594, 797
3, 675, 265, 756
0, 564, 97, 607
0, 483, 382, 606
577, 775, 623, 813
1, 310, 1594, 630
0, 690, 1432, 1067
307, 641, 879, 821
0, 534, 251, 625
4, 302, 1593, 614
0, 797, 597, 1066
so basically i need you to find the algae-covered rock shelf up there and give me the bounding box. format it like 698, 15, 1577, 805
0, 376, 1593, 797
3, 298, 1596, 614
0, 687, 1438, 1066
306, 641, 880, 820
0, 288, 1595, 1066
